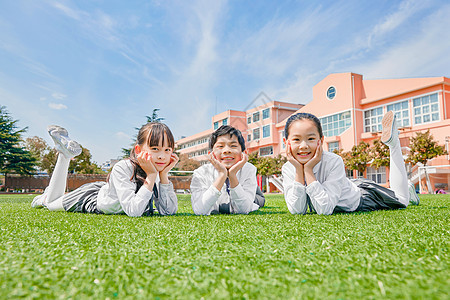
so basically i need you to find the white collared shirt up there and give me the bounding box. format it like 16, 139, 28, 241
190, 162, 259, 215
97, 159, 178, 217
282, 151, 361, 215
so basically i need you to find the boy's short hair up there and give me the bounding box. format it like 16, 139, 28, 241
209, 125, 246, 151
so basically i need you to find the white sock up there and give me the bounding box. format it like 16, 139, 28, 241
388, 142, 409, 207
44, 153, 70, 205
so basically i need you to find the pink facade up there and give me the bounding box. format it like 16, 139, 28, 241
276, 72, 450, 155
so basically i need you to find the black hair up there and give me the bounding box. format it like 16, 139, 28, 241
284, 112, 323, 139
209, 125, 246, 151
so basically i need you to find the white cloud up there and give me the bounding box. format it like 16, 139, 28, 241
51, 92, 67, 100
228, 6, 340, 77
273, 0, 450, 103
150, 0, 226, 137
356, 4, 450, 79
367, 0, 429, 49
39, 97, 47, 101
51, 2, 85, 21
48, 103, 67, 110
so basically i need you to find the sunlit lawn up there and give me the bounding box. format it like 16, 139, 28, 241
0, 193, 449, 299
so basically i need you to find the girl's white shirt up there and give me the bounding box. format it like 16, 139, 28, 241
282, 151, 361, 215
97, 159, 177, 217
190, 162, 259, 215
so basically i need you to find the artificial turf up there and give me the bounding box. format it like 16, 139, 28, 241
0, 194, 448, 299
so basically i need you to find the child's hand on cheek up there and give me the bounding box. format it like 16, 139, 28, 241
286, 141, 303, 169
229, 153, 248, 177
161, 153, 179, 175
208, 152, 227, 175
286, 140, 305, 185
137, 151, 158, 176
304, 140, 323, 171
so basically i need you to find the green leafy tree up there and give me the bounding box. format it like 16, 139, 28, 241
345, 141, 371, 173
0, 106, 37, 175
370, 139, 390, 169
26, 136, 103, 174
407, 130, 447, 166
122, 109, 164, 158
69, 146, 104, 174
177, 153, 201, 171
248, 152, 286, 176
25, 136, 57, 174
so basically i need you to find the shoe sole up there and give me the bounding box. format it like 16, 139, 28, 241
48, 126, 82, 158
381, 111, 395, 144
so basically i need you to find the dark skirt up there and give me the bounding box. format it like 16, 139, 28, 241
62, 181, 106, 214
351, 178, 407, 212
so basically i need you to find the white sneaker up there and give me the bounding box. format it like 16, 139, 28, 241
48, 125, 82, 159
381, 111, 399, 147
408, 181, 420, 205
31, 194, 45, 208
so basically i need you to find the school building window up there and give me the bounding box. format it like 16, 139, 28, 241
214, 122, 219, 130
328, 141, 339, 152
320, 111, 351, 137
222, 118, 228, 126
366, 166, 386, 184
247, 134, 251, 142
364, 107, 383, 132
263, 125, 270, 138
346, 169, 354, 179
247, 116, 251, 124
413, 93, 439, 125
259, 146, 273, 156
357, 170, 365, 179
262, 108, 270, 119
387, 100, 410, 128
280, 130, 285, 149
253, 128, 260, 140
253, 112, 260, 122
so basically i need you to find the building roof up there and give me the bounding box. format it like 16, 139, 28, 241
361, 76, 448, 104
176, 128, 213, 144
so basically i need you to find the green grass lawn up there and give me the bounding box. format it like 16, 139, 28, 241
0, 194, 449, 299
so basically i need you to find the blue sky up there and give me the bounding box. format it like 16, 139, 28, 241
1, 0, 449, 164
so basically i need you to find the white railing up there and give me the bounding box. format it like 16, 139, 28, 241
417, 165, 450, 194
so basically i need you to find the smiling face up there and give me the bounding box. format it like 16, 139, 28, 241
284, 119, 323, 164
137, 134, 173, 171
212, 134, 243, 169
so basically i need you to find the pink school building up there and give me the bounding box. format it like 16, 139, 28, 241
177, 72, 450, 191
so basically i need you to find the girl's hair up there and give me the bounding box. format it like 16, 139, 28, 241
284, 112, 323, 139
129, 122, 175, 191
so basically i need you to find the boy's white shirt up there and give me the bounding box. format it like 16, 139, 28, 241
282, 151, 361, 215
97, 159, 178, 217
190, 162, 259, 215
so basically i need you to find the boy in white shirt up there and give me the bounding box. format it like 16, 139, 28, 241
190, 125, 265, 215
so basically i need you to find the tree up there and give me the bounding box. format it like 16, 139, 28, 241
369, 139, 390, 169
122, 109, 164, 158
407, 130, 447, 166
248, 152, 286, 176
25, 136, 57, 174
177, 153, 200, 171
0, 106, 37, 175
345, 141, 371, 173
69, 146, 104, 174
25, 136, 103, 174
